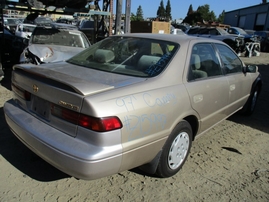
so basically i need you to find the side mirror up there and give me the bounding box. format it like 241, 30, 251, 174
23, 38, 29, 45
243, 64, 258, 73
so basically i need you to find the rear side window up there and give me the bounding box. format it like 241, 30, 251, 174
188, 43, 222, 81
215, 44, 243, 74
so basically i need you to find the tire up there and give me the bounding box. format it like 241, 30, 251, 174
241, 86, 259, 116
156, 120, 192, 178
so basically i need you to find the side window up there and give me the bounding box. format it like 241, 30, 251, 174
215, 44, 243, 74
228, 29, 236, 35
188, 43, 222, 81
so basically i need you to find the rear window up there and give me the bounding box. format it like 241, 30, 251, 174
31, 28, 90, 48
67, 36, 179, 78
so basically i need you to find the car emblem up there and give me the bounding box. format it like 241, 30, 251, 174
33, 84, 38, 93
58, 100, 79, 111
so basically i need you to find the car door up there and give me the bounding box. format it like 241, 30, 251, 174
215, 44, 253, 116
185, 42, 230, 133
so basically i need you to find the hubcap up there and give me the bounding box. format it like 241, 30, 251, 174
168, 132, 190, 170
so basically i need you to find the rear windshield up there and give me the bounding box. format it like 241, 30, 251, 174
67, 36, 179, 78
31, 28, 90, 48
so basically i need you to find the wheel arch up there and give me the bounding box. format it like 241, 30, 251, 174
183, 115, 199, 141
139, 115, 199, 175
252, 74, 262, 96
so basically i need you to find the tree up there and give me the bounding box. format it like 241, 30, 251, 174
197, 4, 216, 22
217, 10, 225, 23
182, 11, 202, 25
183, 4, 217, 24
130, 12, 137, 21
157, 0, 166, 20
165, 0, 172, 21
130, 6, 144, 21
187, 4, 193, 16
136, 5, 144, 21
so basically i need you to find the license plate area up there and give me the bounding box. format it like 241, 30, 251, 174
31, 95, 50, 120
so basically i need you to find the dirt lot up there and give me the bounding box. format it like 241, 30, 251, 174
0, 54, 269, 202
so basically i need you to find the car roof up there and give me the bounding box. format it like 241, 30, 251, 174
17, 23, 37, 26
33, 25, 82, 33
115, 33, 226, 45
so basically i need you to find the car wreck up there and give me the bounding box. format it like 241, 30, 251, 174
186, 27, 245, 54
20, 26, 91, 65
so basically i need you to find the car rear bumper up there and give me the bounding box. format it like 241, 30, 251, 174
4, 99, 122, 180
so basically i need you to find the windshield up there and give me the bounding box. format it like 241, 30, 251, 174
35, 17, 53, 24
31, 28, 90, 48
236, 27, 247, 35
23, 25, 36, 32
67, 36, 179, 78
217, 28, 229, 35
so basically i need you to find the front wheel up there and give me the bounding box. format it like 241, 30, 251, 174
240, 85, 259, 116
156, 120, 192, 178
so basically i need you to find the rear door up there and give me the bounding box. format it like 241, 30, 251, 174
185, 42, 230, 133
215, 44, 252, 116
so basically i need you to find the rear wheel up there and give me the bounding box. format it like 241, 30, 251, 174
156, 120, 192, 178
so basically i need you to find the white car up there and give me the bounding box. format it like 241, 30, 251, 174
20, 26, 91, 64
15, 23, 36, 39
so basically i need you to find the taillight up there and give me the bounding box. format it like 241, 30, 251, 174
51, 104, 122, 132
12, 83, 31, 101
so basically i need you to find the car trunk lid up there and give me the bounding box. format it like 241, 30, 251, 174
11, 63, 146, 137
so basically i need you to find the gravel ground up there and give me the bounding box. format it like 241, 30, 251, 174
0, 53, 269, 202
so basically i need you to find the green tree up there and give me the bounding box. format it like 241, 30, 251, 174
197, 4, 211, 21
217, 10, 225, 23
187, 4, 193, 16
136, 5, 144, 21
157, 0, 166, 20
183, 12, 202, 25
165, 0, 172, 21
130, 6, 144, 21
184, 4, 216, 24
130, 12, 137, 21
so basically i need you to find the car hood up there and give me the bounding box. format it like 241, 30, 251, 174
13, 62, 146, 96
27, 44, 85, 63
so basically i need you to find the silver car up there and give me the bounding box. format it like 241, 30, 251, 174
20, 26, 91, 65
4, 33, 262, 180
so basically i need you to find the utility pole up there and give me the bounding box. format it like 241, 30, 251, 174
115, 0, 122, 35
124, 0, 130, 33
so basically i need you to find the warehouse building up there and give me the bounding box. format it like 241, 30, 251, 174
224, 2, 269, 31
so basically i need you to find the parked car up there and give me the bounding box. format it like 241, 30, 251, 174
4, 34, 262, 180
78, 19, 108, 43
3, 17, 22, 33
170, 27, 186, 35
15, 23, 36, 39
0, 26, 26, 69
254, 31, 269, 52
245, 30, 256, 35
186, 26, 245, 54
20, 26, 91, 64
227, 27, 260, 44
56, 18, 73, 24
171, 23, 190, 32
23, 16, 53, 27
